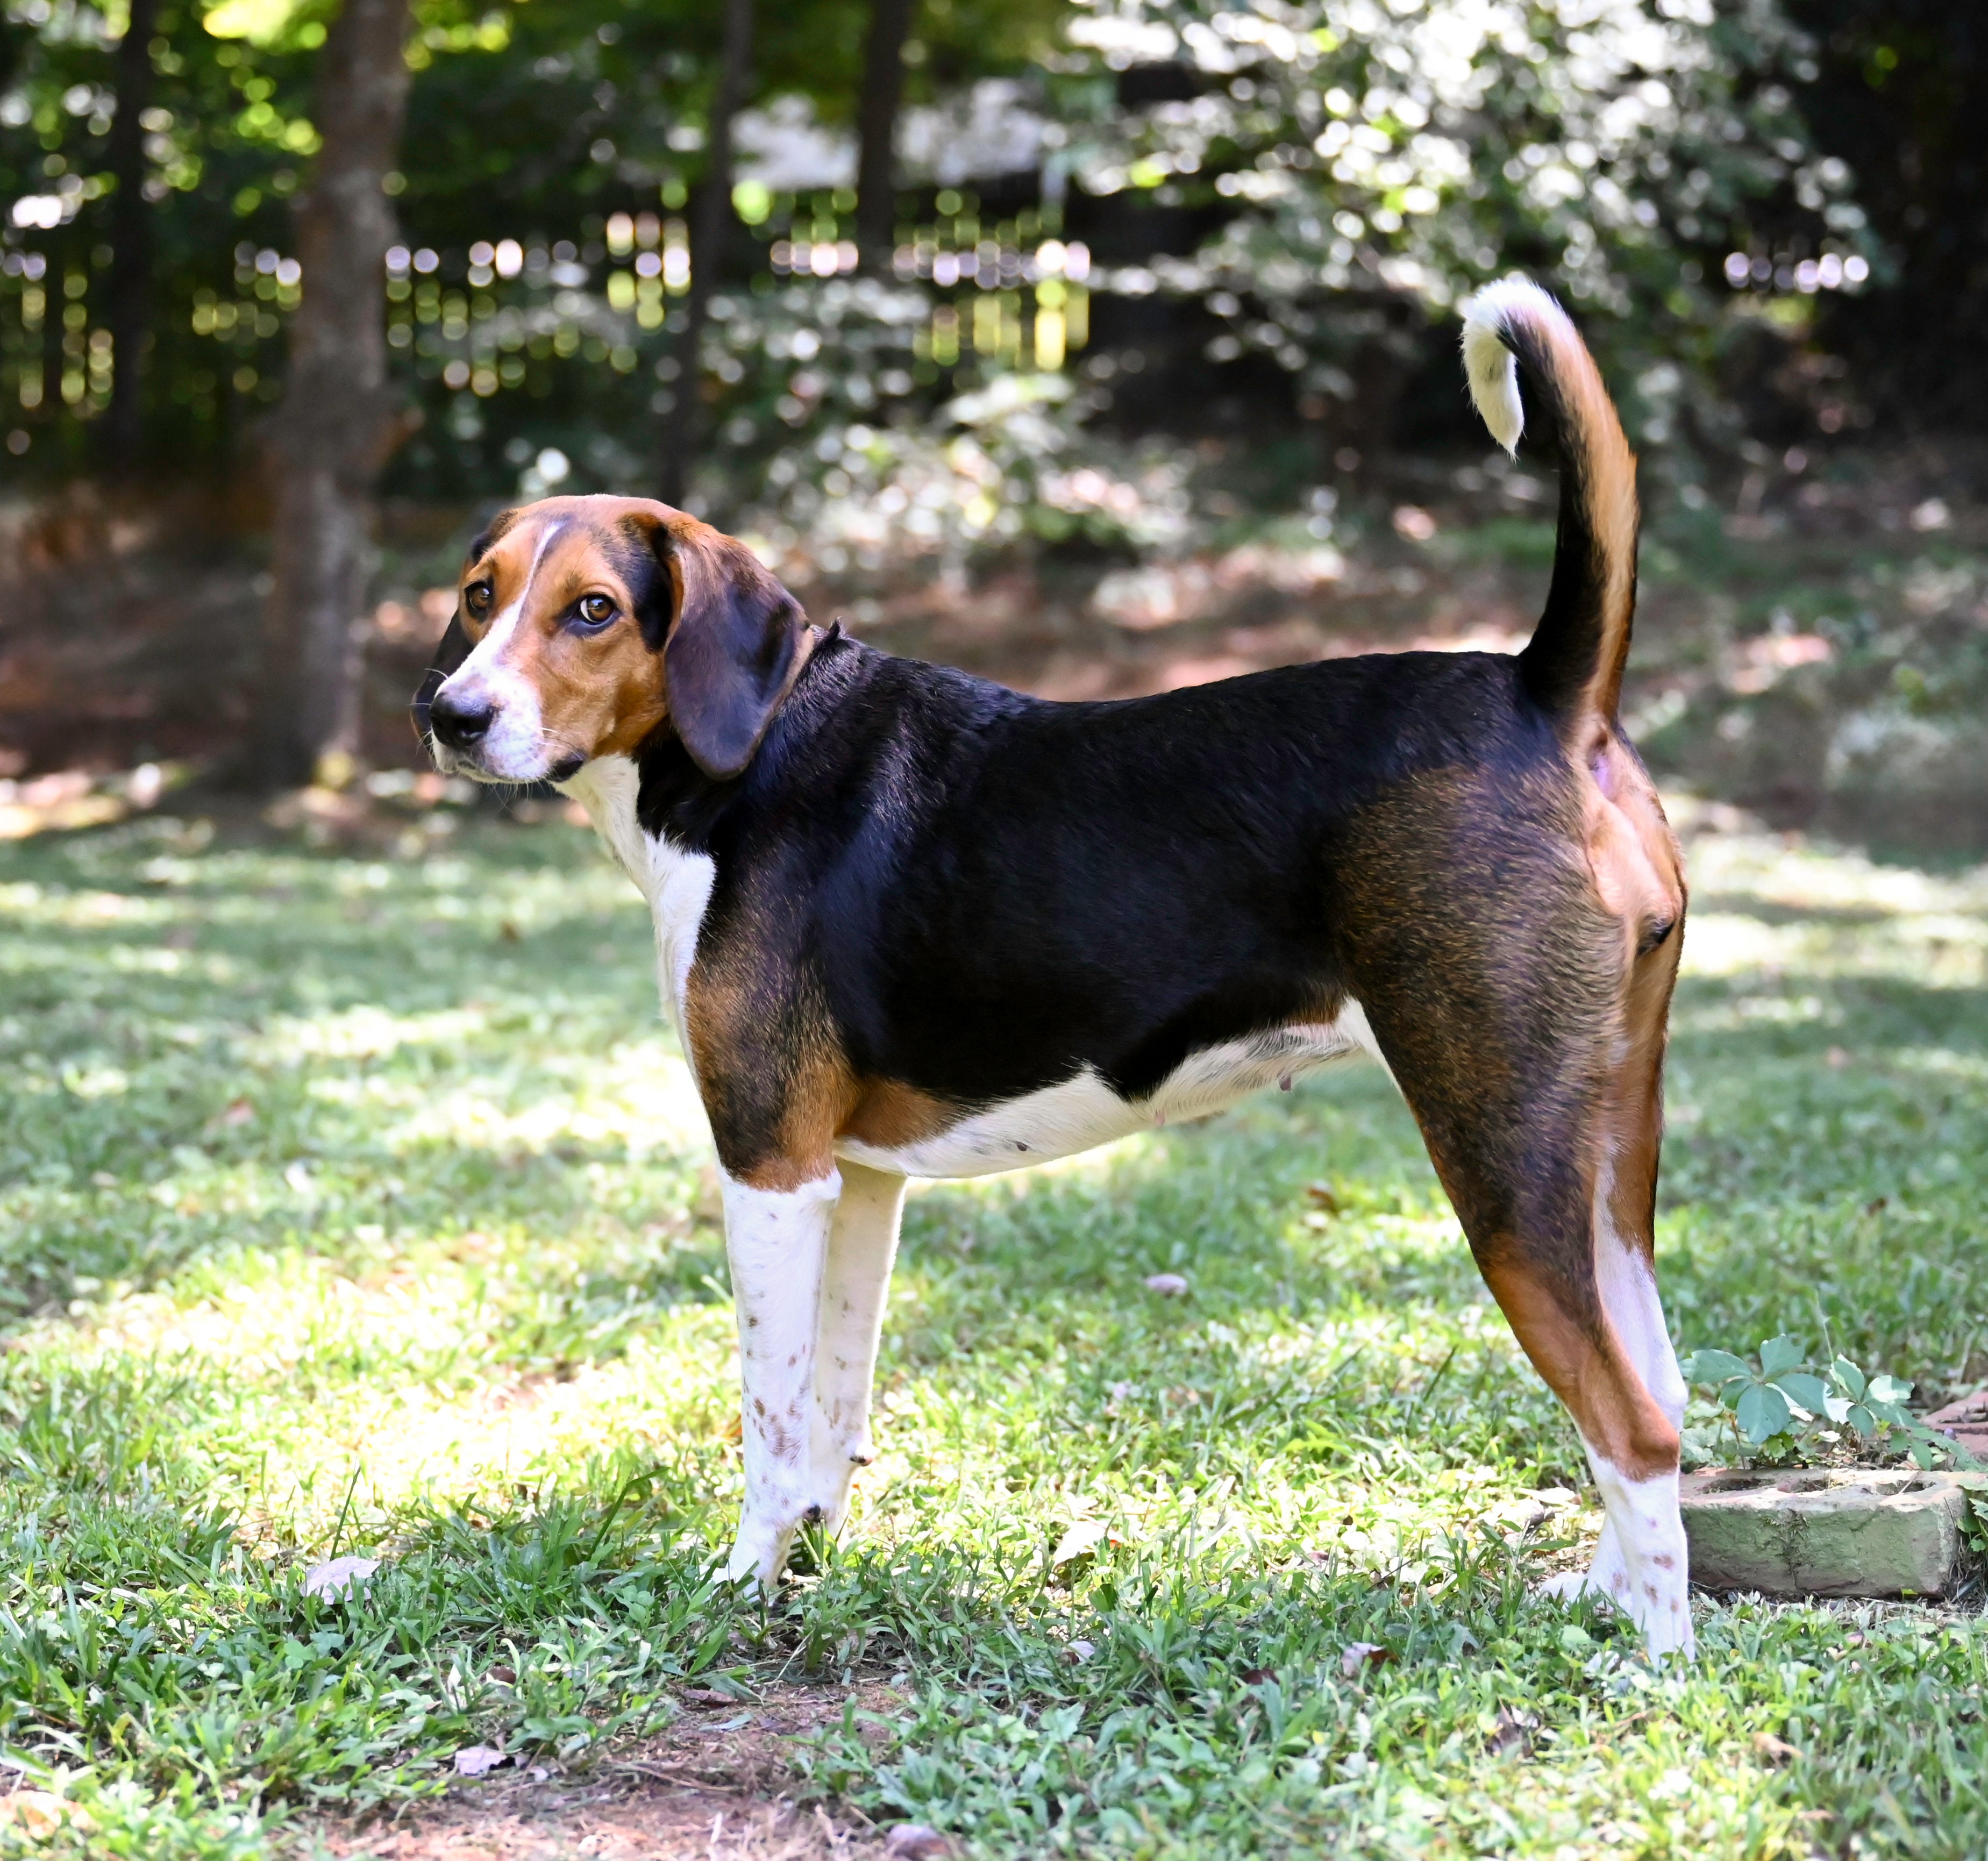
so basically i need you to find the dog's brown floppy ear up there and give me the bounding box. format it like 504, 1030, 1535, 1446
653, 518, 807, 779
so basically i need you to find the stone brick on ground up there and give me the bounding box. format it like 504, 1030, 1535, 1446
1681, 1467, 1972, 1599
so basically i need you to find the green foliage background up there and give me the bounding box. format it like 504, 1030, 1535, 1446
0, 0, 1874, 512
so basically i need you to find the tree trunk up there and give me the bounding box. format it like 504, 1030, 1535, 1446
854, 0, 915, 269
253, 0, 412, 789
39, 237, 63, 420
658, 0, 752, 507
103, 0, 159, 469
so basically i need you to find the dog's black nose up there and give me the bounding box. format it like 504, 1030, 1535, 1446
427, 689, 495, 750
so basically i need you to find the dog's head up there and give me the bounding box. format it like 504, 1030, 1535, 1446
414, 495, 808, 784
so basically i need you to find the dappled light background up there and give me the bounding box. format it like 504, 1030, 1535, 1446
1, 0, 1985, 845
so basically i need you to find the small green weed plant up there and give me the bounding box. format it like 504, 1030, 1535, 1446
1679, 1335, 1969, 1471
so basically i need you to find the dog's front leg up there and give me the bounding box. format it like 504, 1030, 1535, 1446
808, 1161, 908, 1532
721, 1168, 840, 1590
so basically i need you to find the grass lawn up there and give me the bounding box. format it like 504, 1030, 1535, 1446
2, 798, 1987, 1858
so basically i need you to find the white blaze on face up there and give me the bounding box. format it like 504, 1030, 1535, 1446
436, 517, 567, 780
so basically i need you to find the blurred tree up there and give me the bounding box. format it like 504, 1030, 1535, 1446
0, 1, 336, 472
102, 0, 158, 464
0, 0, 1071, 494
1784, 1, 1988, 429
0, 16, 27, 91
659, 0, 751, 506
1055, 0, 1873, 459
0, 0, 1939, 687
255, 0, 412, 788
855, 0, 915, 266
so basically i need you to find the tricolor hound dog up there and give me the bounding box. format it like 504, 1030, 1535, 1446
416, 277, 1694, 1657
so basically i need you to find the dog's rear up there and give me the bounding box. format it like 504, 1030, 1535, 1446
1338, 277, 1692, 1652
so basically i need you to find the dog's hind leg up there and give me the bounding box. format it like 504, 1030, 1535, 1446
1493, 1253, 1691, 1658
720, 1167, 840, 1590
1432, 1147, 1690, 1658
1536, 898, 1690, 1636
1367, 1038, 1692, 1654
1366, 1030, 1691, 1655
1341, 798, 1691, 1656
807, 1160, 907, 1533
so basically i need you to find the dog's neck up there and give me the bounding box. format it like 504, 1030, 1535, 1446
621, 622, 854, 847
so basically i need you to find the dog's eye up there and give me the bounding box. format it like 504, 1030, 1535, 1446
575, 593, 617, 628
464, 580, 494, 618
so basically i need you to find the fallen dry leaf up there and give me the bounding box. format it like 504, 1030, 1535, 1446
1051, 1519, 1109, 1567
1143, 1272, 1189, 1296
1340, 1642, 1391, 1679
302, 1555, 381, 1601
0, 1789, 87, 1835
452, 1744, 510, 1778
884, 1824, 954, 1859
1486, 1707, 1537, 1757
679, 1686, 744, 1709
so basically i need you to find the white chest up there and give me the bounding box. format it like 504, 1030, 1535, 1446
562, 757, 714, 1034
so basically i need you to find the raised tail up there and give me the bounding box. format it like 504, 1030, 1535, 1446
1460, 277, 1638, 731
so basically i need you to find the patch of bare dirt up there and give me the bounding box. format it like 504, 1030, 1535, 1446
302, 1682, 900, 1861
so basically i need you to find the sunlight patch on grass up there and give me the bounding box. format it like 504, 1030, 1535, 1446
381, 1042, 711, 1157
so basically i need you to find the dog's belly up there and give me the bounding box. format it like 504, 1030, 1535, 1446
836, 1015, 1367, 1179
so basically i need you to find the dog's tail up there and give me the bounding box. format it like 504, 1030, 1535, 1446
1460, 276, 1637, 731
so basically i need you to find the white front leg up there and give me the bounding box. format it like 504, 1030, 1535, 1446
808, 1162, 907, 1531
721, 1169, 840, 1589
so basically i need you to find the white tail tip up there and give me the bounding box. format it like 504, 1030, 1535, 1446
1460, 275, 1559, 457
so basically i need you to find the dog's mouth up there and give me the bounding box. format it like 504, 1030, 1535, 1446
411, 619, 588, 785
426, 741, 497, 782
419, 725, 587, 788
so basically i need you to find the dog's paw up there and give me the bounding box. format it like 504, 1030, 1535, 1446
723, 1525, 793, 1595
1536, 1558, 1694, 1660
1535, 1568, 1611, 1604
